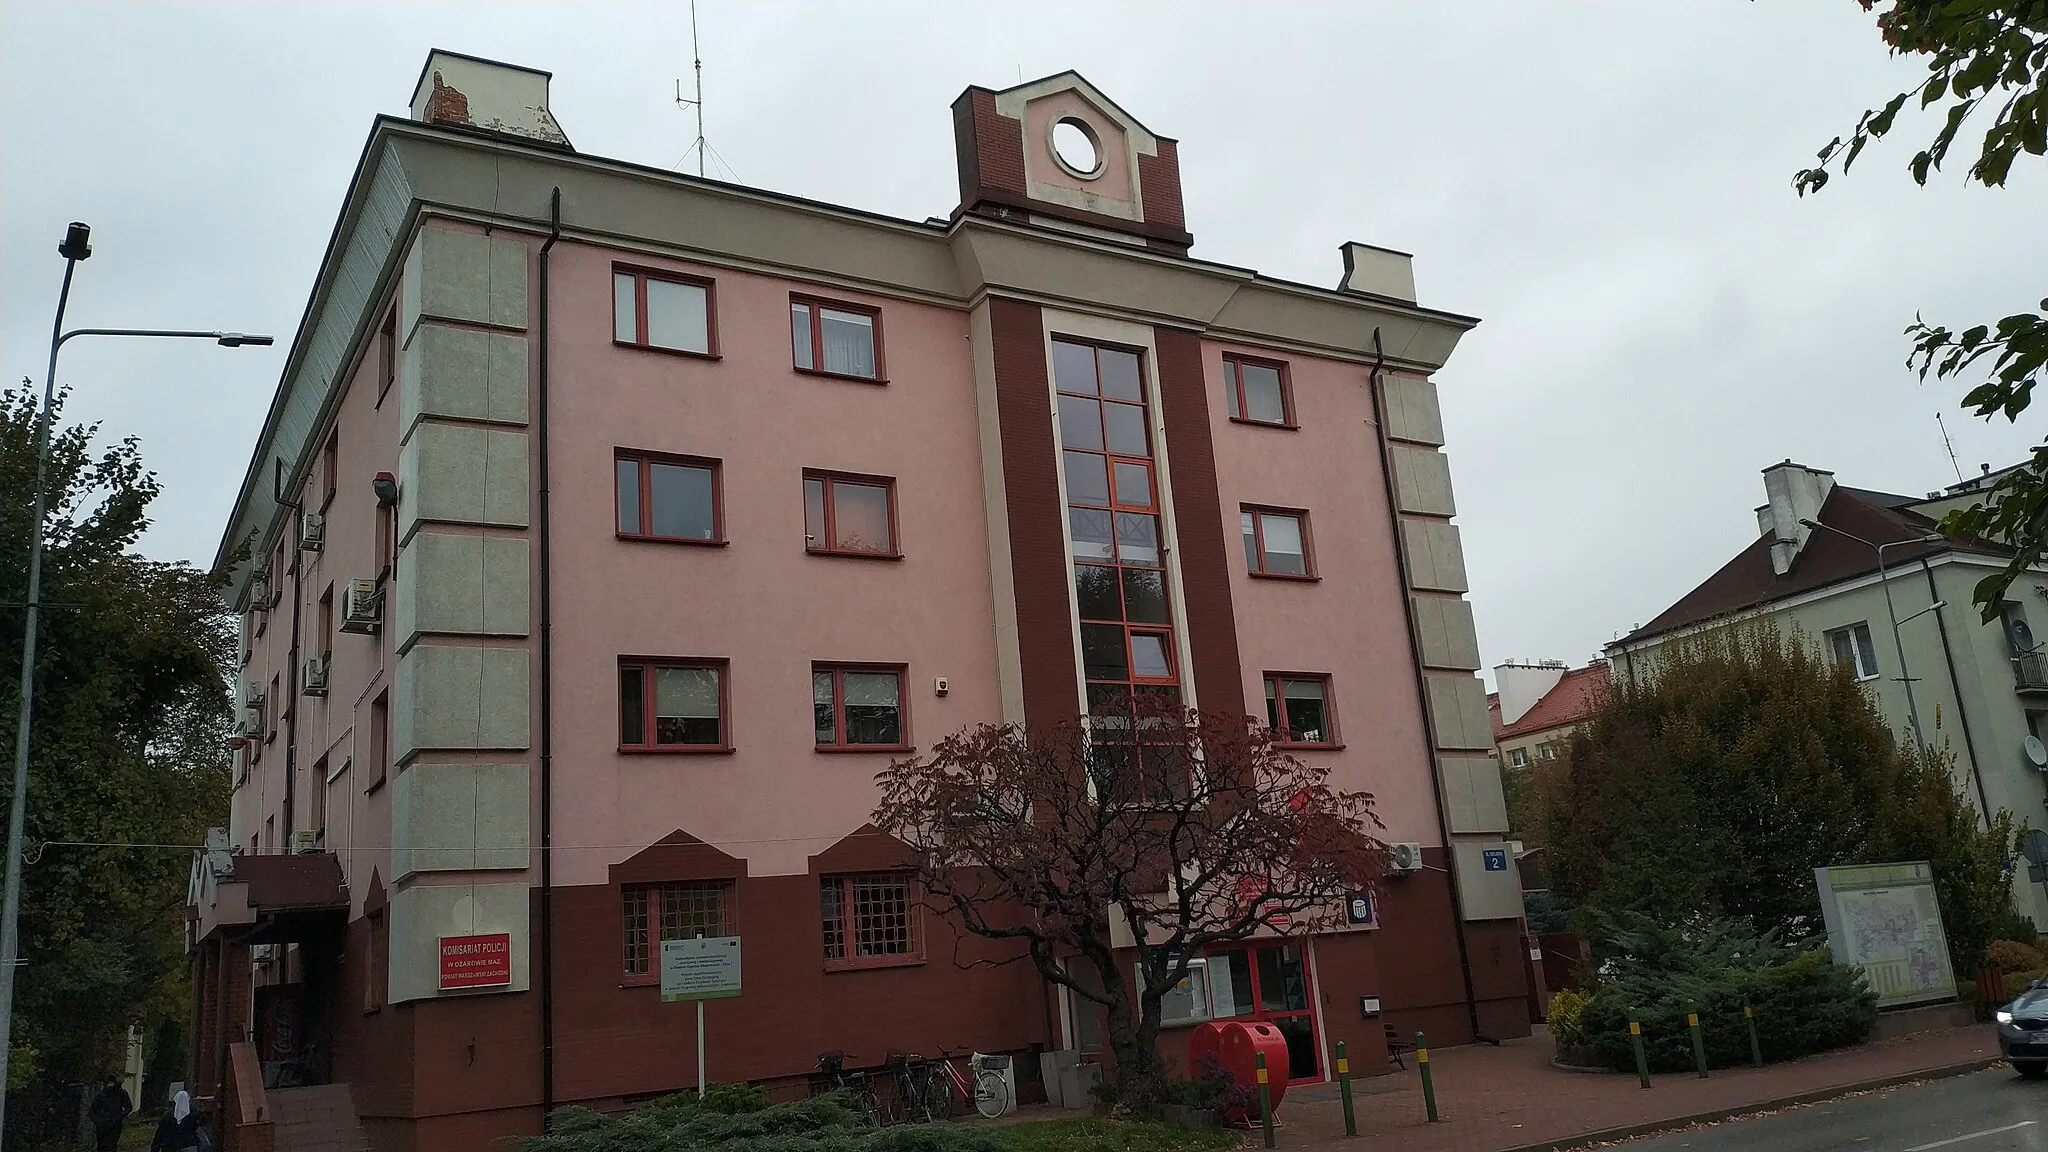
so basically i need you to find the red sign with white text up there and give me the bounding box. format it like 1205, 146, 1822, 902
439, 933, 512, 990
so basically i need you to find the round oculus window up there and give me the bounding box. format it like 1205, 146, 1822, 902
1050, 116, 1105, 180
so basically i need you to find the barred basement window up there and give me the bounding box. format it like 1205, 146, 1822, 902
622, 881, 735, 975
820, 873, 921, 970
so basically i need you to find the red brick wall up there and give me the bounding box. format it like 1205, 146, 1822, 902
546, 875, 1049, 1102
987, 297, 1079, 730
1373, 849, 1532, 1046
1151, 325, 1243, 709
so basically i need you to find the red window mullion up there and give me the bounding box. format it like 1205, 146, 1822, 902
833, 669, 847, 746
637, 458, 653, 536
821, 477, 838, 550
1250, 511, 1268, 572
634, 275, 650, 348
643, 662, 659, 747
1228, 361, 1245, 420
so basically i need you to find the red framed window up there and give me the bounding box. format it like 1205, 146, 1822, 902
622, 881, 735, 976
1054, 336, 1186, 802
813, 664, 908, 750
804, 472, 899, 557
318, 585, 334, 664
366, 690, 390, 791
1242, 506, 1314, 578
613, 265, 716, 356
1264, 673, 1337, 747
1224, 355, 1295, 427
365, 909, 387, 1013
791, 296, 883, 381
619, 658, 729, 751
377, 308, 397, 405
821, 873, 922, 969
616, 451, 722, 543
320, 431, 339, 510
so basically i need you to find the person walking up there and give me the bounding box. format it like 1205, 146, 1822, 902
88, 1081, 133, 1152
148, 1091, 204, 1152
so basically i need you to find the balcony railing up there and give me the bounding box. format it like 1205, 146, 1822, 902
2014, 651, 2048, 692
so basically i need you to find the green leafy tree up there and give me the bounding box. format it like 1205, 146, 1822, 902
1795, 1, 2048, 621
1547, 626, 2015, 975
0, 382, 233, 1142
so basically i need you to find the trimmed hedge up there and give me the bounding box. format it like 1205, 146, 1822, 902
522, 1090, 1230, 1152
1578, 913, 1875, 1073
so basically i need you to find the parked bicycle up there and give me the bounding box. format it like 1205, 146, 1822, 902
880, 1052, 932, 1125
923, 1047, 1011, 1121
811, 1051, 882, 1126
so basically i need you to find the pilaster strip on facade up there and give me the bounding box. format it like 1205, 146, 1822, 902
987, 296, 1079, 729
1152, 325, 1245, 709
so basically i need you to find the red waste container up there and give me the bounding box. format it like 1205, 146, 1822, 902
1188, 1020, 1289, 1123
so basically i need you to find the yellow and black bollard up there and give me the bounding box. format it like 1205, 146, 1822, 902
1254, 1051, 1276, 1148
1415, 1031, 1439, 1122
1629, 1013, 1651, 1088
1336, 1039, 1356, 1137
1687, 1010, 1708, 1078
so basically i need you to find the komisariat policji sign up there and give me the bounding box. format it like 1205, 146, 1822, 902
439, 933, 513, 990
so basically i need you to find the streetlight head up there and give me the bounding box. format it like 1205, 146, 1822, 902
1798, 517, 1822, 529
215, 333, 275, 348
59, 222, 91, 261
371, 471, 399, 507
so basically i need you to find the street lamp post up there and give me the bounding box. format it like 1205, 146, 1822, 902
1799, 517, 1945, 750
0, 223, 272, 1140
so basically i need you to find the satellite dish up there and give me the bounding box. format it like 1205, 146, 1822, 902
2027, 735, 2048, 769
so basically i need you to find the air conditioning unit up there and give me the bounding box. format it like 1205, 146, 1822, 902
339, 579, 383, 634
248, 566, 271, 611
300, 511, 326, 552
287, 829, 321, 855
237, 707, 264, 738
301, 654, 329, 697
1388, 842, 1425, 874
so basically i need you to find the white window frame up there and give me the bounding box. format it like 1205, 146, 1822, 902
1137, 954, 1213, 1027
1827, 622, 1881, 681
1508, 747, 1529, 768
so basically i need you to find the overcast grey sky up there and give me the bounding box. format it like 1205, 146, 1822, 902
4, 2, 2042, 680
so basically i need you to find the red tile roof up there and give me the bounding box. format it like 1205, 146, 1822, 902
1489, 662, 1611, 741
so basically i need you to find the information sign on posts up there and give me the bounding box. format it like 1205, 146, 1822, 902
661, 936, 742, 1002
1813, 861, 1957, 1008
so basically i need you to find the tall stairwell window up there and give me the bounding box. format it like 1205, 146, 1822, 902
1054, 337, 1183, 802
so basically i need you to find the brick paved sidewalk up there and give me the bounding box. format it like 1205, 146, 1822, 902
1266, 1025, 2002, 1152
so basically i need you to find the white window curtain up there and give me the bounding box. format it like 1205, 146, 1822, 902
819, 308, 875, 377
645, 279, 709, 354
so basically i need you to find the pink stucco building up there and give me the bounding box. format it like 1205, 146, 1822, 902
188, 50, 1523, 1151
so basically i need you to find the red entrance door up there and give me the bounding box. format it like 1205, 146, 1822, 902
1210, 942, 1320, 1083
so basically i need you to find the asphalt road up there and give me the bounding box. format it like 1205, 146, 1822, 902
1620, 1068, 2047, 1152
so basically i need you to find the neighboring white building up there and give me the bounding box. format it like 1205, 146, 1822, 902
1608, 460, 2048, 927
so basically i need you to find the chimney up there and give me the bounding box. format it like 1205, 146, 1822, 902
409, 50, 572, 149
1494, 661, 1569, 727
1755, 460, 1835, 577
1338, 241, 1416, 303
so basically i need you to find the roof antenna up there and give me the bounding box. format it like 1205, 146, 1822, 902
675, 0, 705, 177
1936, 411, 1965, 485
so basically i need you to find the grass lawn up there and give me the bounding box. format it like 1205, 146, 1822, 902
1002, 1118, 1239, 1152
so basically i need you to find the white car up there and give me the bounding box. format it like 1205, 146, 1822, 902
1995, 978, 2048, 1079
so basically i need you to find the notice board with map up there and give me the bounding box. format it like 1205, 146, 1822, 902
1813, 861, 1957, 1008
